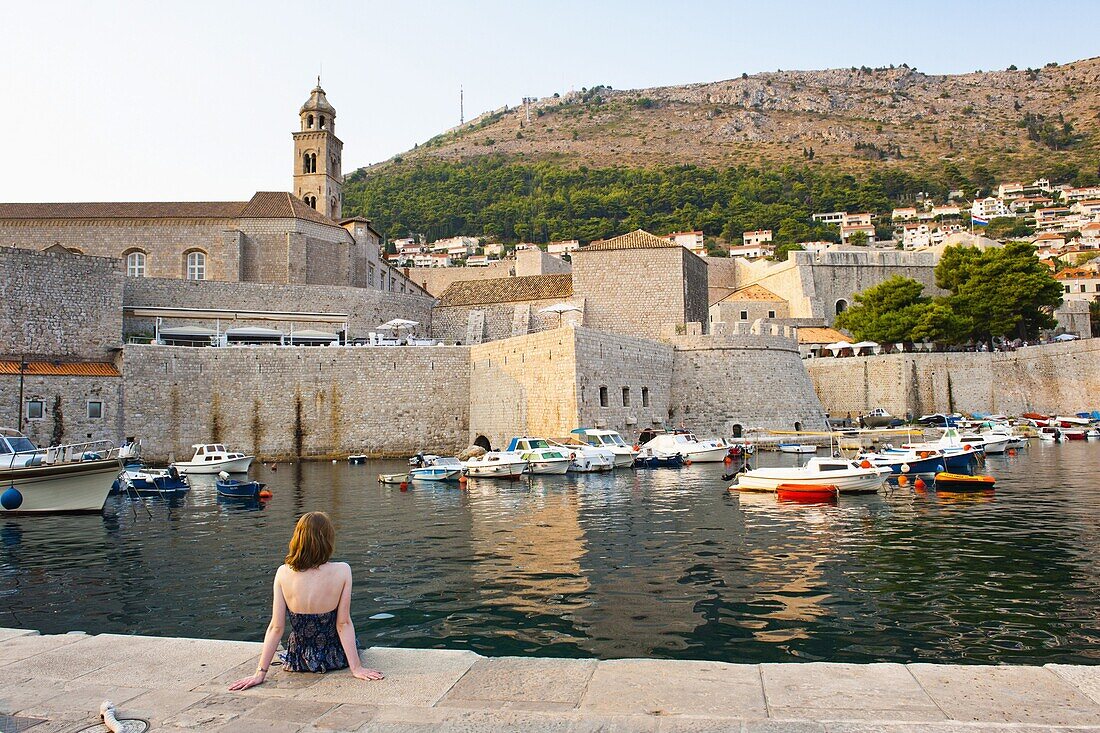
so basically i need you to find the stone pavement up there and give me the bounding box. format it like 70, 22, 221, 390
3, 628, 1100, 732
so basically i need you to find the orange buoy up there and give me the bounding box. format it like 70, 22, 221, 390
962, 444, 972, 451
1007, 448, 1017, 456
259, 489, 273, 499
914, 477, 926, 490
898, 475, 909, 486
458, 475, 468, 484
399, 481, 409, 491
860, 460, 872, 469
723, 456, 732, 466
684, 459, 692, 466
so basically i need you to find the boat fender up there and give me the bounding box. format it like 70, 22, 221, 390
914, 477, 926, 489
901, 463, 911, 473
962, 444, 972, 451
1007, 448, 1016, 456
723, 456, 732, 466
898, 475, 909, 486
684, 459, 692, 466
259, 489, 273, 499
936, 464, 944, 473
860, 460, 872, 469
1, 487, 23, 511
399, 482, 409, 491
633, 444, 640, 451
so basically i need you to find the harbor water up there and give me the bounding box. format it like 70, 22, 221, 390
2, 442, 1099, 664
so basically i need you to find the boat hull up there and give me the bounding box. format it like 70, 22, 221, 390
778, 444, 818, 454
378, 473, 407, 484
633, 455, 685, 468
735, 470, 886, 495
465, 462, 527, 478
0, 459, 117, 514
216, 480, 263, 498
174, 456, 254, 475
684, 445, 729, 462
524, 460, 571, 475
872, 454, 946, 475
408, 468, 462, 482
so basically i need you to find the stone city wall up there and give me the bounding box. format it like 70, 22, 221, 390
0, 219, 241, 281
0, 374, 123, 449
121, 345, 470, 461
670, 326, 828, 439
0, 247, 124, 360
407, 260, 514, 297
123, 277, 434, 340
807, 338, 1100, 417
431, 298, 583, 345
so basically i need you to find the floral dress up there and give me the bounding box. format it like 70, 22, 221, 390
281, 609, 350, 673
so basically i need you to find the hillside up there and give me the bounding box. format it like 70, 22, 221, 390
369, 59, 1100, 178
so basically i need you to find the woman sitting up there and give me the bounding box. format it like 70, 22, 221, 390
230, 511, 383, 690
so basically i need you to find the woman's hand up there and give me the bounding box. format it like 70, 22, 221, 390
228, 673, 266, 691
352, 667, 384, 681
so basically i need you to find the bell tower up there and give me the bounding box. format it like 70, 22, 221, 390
293, 78, 343, 219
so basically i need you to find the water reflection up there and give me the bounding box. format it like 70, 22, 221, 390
0, 445, 1099, 664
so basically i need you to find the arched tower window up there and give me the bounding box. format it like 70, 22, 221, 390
125, 250, 146, 277
330, 197, 337, 217
305, 194, 317, 209
319, 115, 326, 129
307, 114, 314, 129
185, 251, 206, 281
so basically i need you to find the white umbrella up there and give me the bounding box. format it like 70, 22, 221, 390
377, 318, 420, 331
824, 341, 853, 355
538, 302, 582, 327
1054, 333, 1079, 342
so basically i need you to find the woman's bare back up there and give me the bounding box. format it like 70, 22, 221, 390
277, 561, 349, 614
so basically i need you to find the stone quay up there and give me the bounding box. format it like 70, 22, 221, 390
3, 628, 1100, 732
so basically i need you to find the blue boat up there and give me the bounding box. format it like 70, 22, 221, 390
215, 474, 265, 498
112, 464, 190, 496
864, 449, 946, 475
633, 453, 685, 468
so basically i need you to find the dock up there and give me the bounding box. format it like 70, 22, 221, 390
3, 628, 1100, 731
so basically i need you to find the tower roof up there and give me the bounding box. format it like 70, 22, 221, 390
300, 79, 335, 116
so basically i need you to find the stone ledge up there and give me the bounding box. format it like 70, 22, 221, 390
2, 630, 1100, 732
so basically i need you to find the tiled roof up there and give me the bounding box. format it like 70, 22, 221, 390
436, 274, 573, 307
1055, 268, 1097, 280
797, 327, 850, 345
0, 361, 120, 377
0, 191, 338, 226
718, 284, 786, 303
582, 229, 681, 251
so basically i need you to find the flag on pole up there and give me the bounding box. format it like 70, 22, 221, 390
971, 215, 989, 227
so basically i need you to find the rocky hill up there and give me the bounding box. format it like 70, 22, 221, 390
368, 59, 1100, 180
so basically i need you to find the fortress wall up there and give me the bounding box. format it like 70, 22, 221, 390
123, 277, 434, 340
408, 260, 514, 297
121, 345, 470, 461
469, 328, 579, 449
807, 339, 1100, 417
0, 373, 123, 450
573, 327, 675, 442
431, 297, 582, 344
0, 247, 124, 361
669, 331, 828, 438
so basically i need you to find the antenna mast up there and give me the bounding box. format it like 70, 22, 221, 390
460, 86, 464, 125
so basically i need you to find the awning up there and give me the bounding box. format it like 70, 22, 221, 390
289, 329, 339, 342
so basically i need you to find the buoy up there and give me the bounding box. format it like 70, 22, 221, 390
458, 475, 468, 484
1, 487, 23, 511
914, 477, 926, 489
1007, 448, 1017, 456
399, 482, 409, 492
901, 463, 911, 473
723, 456, 732, 466
860, 460, 872, 469
898, 475, 909, 486
963, 444, 972, 451
332, 459, 337, 464
259, 489, 273, 499
684, 459, 692, 466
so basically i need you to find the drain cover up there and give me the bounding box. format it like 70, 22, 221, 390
74, 720, 150, 733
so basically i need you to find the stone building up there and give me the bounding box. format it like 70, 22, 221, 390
432, 273, 578, 344
708, 284, 789, 329
0, 84, 420, 295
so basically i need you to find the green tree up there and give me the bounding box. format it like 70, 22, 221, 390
847, 230, 869, 246
1091, 299, 1100, 338
771, 242, 804, 261
911, 301, 972, 345
834, 276, 933, 343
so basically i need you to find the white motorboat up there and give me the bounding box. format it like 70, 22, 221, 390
569, 429, 637, 468
505, 438, 571, 475
408, 456, 464, 482
730, 456, 891, 494
464, 451, 528, 478
640, 430, 728, 463
1, 430, 125, 514
778, 443, 818, 454
171, 443, 254, 475
959, 432, 1010, 455
980, 424, 1028, 449
860, 407, 895, 428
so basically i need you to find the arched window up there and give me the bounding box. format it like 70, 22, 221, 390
310, 153, 317, 172
125, 250, 146, 277
305, 194, 317, 209
330, 197, 337, 216
835, 299, 848, 315
185, 251, 206, 281
303, 151, 310, 173
732, 424, 743, 438
319, 115, 326, 129
307, 114, 314, 129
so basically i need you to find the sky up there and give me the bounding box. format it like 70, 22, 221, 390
3, 0, 1098, 202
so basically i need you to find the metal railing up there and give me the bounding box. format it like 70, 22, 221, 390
1, 439, 137, 471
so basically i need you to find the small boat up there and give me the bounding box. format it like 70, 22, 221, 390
570, 428, 638, 468
172, 444, 254, 475
1063, 430, 1088, 441
1, 430, 129, 514
464, 451, 528, 478
348, 454, 367, 464
778, 443, 818, 454
408, 457, 464, 482
902, 428, 983, 471
1088, 429, 1100, 440
215, 471, 265, 498
633, 450, 685, 468
776, 483, 838, 502
640, 430, 728, 463
859, 448, 946, 476
934, 472, 996, 490
860, 408, 895, 428
378, 473, 408, 484
505, 438, 571, 475
113, 464, 190, 496
731, 457, 891, 494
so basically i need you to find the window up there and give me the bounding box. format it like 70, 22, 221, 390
319, 115, 327, 129
186, 251, 206, 280
642, 387, 650, 407
368, 264, 375, 287
732, 424, 743, 438
305, 194, 317, 209
26, 400, 44, 420
740, 310, 748, 320
307, 114, 314, 129
768, 310, 776, 319
622, 387, 631, 407
599, 386, 609, 408
87, 401, 103, 419
835, 299, 848, 315
126, 251, 146, 277
1065, 285, 1071, 293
